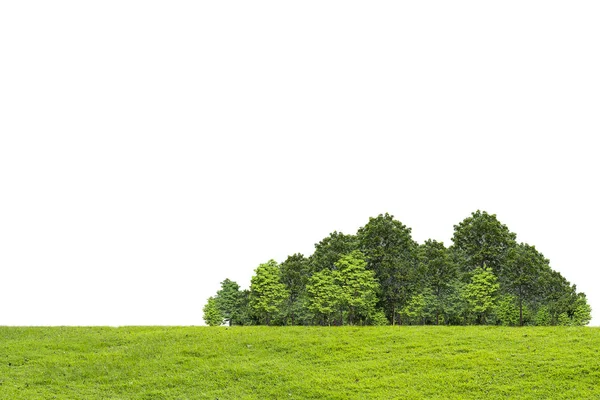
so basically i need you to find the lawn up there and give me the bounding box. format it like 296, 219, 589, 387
1, 326, 599, 399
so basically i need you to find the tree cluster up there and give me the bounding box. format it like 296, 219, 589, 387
203, 211, 591, 326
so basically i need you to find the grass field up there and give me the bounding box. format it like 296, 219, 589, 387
1, 326, 599, 399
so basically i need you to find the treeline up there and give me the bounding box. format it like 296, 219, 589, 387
203, 211, 591, 327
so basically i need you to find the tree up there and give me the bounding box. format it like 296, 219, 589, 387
215, 279, 241, 326
538, 270, 577, 324
504, 243, 547, 325
444, 280, 470, 325
234, 289, 254, 326
203, 297, 223, 326
306, 269, 342, 326
534, 305, 551, 326
309, 231, 358, 273
462, 265, 499, 324
279, 253, 310, 325
571, 293, 592, 326
357, 213, 419, 324
418, 240, 457, 325
335, 250, 380, 325
451, 210, 517, 277
306, 250, 380, 326
249, 260, 289, 325
399, 292, 429, 325
495, 294, 521, 326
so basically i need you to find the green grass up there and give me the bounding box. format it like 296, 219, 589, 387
1, 326, 599, 399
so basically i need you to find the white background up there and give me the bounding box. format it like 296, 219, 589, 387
1, 1, 598, 326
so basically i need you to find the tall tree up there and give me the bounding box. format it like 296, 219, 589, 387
451, 210, 517, 277
203, 297, 223, 326
309, 231, 358, 273
249, 260, 289, 325
335, 250, 380, 325
306, 269, 342, 326
418, 240, 457, 325
235, 289, 254, 326
215, 279, 242, 326
538, 269, 577, 324
504, 243, 547, 326
357, 213, 419, 324
279, 253, 310, 325
306, 250, 380, 326
462, 265, 499, 324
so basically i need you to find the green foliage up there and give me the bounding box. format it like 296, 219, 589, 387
572, 293, 592, 326
399, 292, 428, 325
309, 231, 358, 273
534, 305, 552, 326
462, 266, 499, 324
215, 278, 242, 326
419, 240, 457, 324
306, 251, 380, 325
229, 289, 254, 326
443, 280, 470, 325
558, 312, 571, 326
202, 296, 223, 326
539, 270, 580, 325
306, 269, 341, 325
357, 213, 419, 324
495, 295, 520, 326
368, 309, 389, 326
249, 260, 289, 325
2, 326, 600, 399
451, 210, 517, 275
335, 250, 380, 325
279, 253, 310, 325
504, 243, 548, 325
222, 210, 589, 327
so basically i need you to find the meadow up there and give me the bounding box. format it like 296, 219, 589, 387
1, 326, 599, 399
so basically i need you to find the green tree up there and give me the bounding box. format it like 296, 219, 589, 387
335, 250, 380, 325
462, 265, 499, 324
558, 312, 571, 326
249, 260, 289, 325
418, 240, 457, 325
451, 210, 517, 277
399, 292, 429, 325
538, 270, 577, 324
444, 280, 470, 325
306, 269, 342, 326
215, 279, 242, 326
235, 289, 254, 326
571, 293, 592, 326
495, 294, 520, 326
309, 231, 358, 273
534, 305, 551, 326
368, 309, 390, 326
504, 243, 547, 325
357, 213, 419, 324
279, 253, 310, 325
203, 297, 223, 326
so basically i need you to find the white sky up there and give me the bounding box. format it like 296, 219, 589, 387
1, 1, 598, 326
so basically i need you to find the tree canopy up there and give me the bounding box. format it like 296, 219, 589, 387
204, 211, 591, 326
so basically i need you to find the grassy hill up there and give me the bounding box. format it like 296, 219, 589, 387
1, 326, 599, 399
